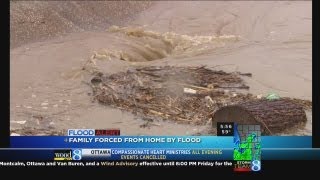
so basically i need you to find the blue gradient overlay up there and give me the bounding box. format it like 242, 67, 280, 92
10, 136, 311, 148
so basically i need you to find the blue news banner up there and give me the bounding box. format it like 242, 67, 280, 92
0, 136, 318, 161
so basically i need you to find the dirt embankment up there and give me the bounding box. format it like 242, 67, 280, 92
10, 1, 153, 48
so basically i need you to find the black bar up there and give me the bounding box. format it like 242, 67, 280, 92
312, 2, 319, 148
0, 0, 10, 148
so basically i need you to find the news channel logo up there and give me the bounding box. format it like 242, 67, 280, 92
67, 129, 95, 136
251, 160, 261, 171
54, 149, 82, 161
72, 149, 82, 160
54, 150, 72, 161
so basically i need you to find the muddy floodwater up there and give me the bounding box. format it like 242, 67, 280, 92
10, 1, 312, 136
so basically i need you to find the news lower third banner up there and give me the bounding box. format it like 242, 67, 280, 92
10, 136, 311, 148
1, 136, 318, 160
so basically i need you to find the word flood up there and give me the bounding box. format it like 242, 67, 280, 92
177, 138, 201, 143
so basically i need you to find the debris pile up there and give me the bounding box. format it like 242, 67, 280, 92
91, 66, 256, 125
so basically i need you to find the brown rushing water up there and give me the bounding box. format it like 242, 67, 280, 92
10, 1, 312, 136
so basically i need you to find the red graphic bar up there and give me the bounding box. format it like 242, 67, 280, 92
95, 129, 120, 136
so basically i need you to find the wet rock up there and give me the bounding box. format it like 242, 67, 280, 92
91, 77, 102, 85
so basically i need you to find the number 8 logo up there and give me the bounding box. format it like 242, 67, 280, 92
251, 160, 261, 171
72, 149, 82, 160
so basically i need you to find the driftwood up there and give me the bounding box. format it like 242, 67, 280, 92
91, 66, 255, 125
